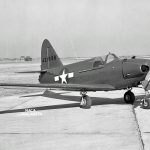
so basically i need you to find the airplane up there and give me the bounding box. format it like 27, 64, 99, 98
0, 39, 150, 109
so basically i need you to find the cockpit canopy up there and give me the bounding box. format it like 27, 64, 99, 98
93, 53, 119, 68
104, 53, 119, 63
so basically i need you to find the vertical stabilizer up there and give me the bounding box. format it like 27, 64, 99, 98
41, 39, 63, 70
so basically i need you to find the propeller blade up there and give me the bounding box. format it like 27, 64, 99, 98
142, 71, 150, 91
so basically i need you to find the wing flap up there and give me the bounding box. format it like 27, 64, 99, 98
0, 83, 115, 91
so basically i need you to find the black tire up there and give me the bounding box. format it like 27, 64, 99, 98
142, 98, 150, 109
80, 95, 92, 109
124, 91, 135, 104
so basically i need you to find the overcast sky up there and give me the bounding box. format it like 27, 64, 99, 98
0, 0, 150, 58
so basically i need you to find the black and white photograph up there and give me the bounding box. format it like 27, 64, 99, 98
0, 0, 150, 150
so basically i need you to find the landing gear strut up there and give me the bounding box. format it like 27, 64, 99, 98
124, 90, 135, 104
142, 91, 150, 109
80, 91, 92, 109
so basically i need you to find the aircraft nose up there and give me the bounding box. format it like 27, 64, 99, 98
123, 60, 150, 78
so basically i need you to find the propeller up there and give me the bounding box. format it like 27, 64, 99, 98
142, 70, 150, 91
140, 71, 150, 109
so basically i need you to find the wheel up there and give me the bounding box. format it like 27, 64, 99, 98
124, 91, 135, 104
80, 95, 92, 109
142, 98, 150, 109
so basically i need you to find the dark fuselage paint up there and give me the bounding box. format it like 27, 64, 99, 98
39, 57, 150, 91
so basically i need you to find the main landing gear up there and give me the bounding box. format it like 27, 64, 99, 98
80, 91, 92, 109
124, 90, 135, 104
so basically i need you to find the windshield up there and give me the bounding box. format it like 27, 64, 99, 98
104, 53, 119, 64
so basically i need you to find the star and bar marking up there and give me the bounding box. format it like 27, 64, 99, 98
54, 69, 74, 84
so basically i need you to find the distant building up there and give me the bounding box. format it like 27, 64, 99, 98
25, 56, 32, 61
20, 56, 32, 61
20, 56, 25, 61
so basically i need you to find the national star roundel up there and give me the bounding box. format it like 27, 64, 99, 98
54, 68, 74, 84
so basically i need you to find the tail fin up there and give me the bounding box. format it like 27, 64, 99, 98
41, 39, 63, 70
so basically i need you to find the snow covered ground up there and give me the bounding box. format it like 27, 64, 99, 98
0, 90, 143, 150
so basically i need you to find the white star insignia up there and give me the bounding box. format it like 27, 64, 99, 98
59, 70, 68, 84
54, 69, 74, 84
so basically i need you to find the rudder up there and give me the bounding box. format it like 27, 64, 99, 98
41, 39, 63, 70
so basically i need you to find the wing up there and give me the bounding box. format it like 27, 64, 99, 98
0, 83, 115, 91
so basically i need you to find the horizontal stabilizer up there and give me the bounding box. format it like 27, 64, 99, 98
0, 83, 115, 91
16, 70, 47, 74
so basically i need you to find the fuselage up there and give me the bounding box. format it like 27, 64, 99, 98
39, 54, 150, 91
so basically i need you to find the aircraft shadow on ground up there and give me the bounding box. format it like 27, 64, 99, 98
0, 90, 144, 114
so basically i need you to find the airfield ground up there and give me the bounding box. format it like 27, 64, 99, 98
0, 61, 149, 150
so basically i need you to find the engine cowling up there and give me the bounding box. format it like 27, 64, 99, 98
123, 61, 149, 78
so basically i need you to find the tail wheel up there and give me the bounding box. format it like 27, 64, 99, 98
80, 95, 92, 109
142, 98, 150, 109
124, 91, 135, 104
